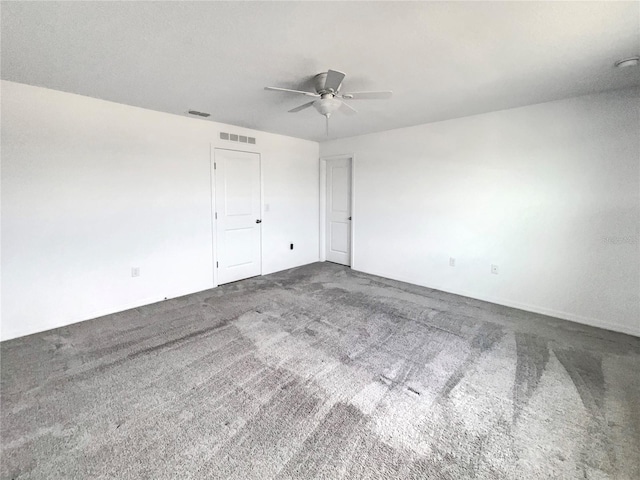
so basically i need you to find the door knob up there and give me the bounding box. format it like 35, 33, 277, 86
256, 219, 262, 224
348, 217, 352, 220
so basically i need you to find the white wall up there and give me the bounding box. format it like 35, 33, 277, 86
1, 80, 319, 341
321, 88, 640, 336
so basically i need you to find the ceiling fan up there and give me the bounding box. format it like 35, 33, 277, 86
265, 69, 392, 135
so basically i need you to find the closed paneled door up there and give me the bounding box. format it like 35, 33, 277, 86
326, 157, 352, 266
214, 149, 261, 284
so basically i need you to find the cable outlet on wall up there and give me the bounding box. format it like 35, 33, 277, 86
449, 257, 456, 267
131, 267, 140, 277
491, 264, 499, 275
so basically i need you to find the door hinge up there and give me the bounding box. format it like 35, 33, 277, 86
215, 212, 218, 220
214, 162, 217, 170
216, 261, 219, 268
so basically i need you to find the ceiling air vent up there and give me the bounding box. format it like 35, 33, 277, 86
220, 131, 256, 145
188, 110, 210, 118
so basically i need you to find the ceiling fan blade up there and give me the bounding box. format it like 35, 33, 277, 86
325, 69, 346, 92
341, 91, 393, 100
340, 101, 357, 115
288, 101, 316, 113
264, 87, 319, 97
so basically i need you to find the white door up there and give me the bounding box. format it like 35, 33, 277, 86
214, 149, 261, 284
326, 157, 352, 266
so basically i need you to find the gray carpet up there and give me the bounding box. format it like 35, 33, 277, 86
1, 262, 639, 479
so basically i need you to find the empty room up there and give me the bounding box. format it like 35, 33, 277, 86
1, 1, 639, 479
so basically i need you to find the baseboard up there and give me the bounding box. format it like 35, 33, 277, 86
1, 259, 325, 342
4, 263, 637, 341
2, 261, 323, 342
352, 266, 640, 338
0, 284, 217, 342
262, 257, 321, 277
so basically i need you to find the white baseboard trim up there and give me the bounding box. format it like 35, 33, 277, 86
2, 258, 326, 341
1, 260, 323, 341
4, 263, 637, 341
262, 257, 321, 277
352, 266, 640, 338
1, 284, 217, 342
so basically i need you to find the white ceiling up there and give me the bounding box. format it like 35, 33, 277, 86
2, 1, 639, 142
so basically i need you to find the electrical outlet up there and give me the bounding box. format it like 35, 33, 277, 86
131, 267, 140, 277
449, 257, 456, 267
491, 264, 499, 275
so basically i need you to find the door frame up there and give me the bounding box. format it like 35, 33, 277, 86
210, 146, 264, 288
319, 154, 355, 267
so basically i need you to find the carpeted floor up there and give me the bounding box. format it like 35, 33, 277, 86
1, 262, 639, 479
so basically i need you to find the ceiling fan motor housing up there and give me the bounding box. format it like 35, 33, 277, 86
313, 72, 330, 94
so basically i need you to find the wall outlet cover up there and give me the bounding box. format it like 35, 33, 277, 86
491, 264, 499, 274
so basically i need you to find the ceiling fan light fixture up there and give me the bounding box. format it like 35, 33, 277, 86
313, 96, 342, 116
614, 56, 639, 68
